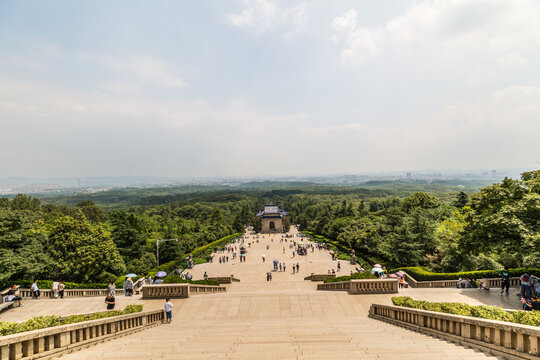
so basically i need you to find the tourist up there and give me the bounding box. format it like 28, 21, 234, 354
399, 277, 405, 288
267, 272, 271, 282
109, 281, 116, 296
500, 266, 510, 295
279, 263, 282, 272
262, 254, 265, 263
283, 263, 286, 272
58, 281, 65, 299
204, 272, 208, 280
164, 298, 173, 324
123, 277, 128, 296
52, 281, 60, 298
105, 292, 115, 310
337, 261, 341, 271
533, 278, 540, 297
31, 280, 40, 299
520, 272, 532, 299
296, 263, 299, 273
126, 277, 134, 296
5, 285, 23, 306
293, 266, 295, 274
332, 269, 335, 274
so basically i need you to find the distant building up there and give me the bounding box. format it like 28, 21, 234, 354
256, 204, 288, 233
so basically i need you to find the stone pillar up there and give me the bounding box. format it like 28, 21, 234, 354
530, 335, 539, 356
1, 345, 9, 360
516, 333, 529, 353
9, 342, 22, 360
461, 323, 471, 339
22, 340, 34, 357
34, 337, 45, 354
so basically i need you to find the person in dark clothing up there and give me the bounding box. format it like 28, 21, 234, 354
499, 266, 510, 295
6, 285, 23, 306
105, 293, 115, 310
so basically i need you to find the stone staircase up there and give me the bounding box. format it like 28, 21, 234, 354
57, 229, 504, 359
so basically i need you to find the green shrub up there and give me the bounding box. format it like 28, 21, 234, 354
338, 254, 351, 261
391, 296, 540, 327
324, 272, 378, 283
0, 305, 143, 336
390, 267, 540, 281
161, 275, 219, 286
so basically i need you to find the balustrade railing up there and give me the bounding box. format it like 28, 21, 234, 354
370, 304, 540, 359
0, 309, 165, 360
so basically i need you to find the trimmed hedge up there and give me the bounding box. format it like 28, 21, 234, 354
390, 266, 540, 281
392, 296, 540, 327
2, 280, 109, 290
324, 272, 378, 283
0, 305, 143, 336
162, 275, 219, 286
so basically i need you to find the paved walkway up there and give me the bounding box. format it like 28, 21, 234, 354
50, 228, 507, 359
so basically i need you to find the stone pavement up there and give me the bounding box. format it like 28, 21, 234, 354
51, 228, 508, 359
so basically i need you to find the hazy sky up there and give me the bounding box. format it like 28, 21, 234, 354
1, 0, 539, 178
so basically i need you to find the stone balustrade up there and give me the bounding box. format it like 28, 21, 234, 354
142, 284, 225, 299
0, 309, 165, 360
369, 304, 540, 359
317, 281, 350, 291
207, 277, 240, 284
189, 284, 227, 294
480, 277, 523, 289
401, 271, 529, 289
317, 279, 398, 294
15, 288, 124, 299
304, 274, 336, 282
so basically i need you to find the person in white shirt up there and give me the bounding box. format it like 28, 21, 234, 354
52, 281, 59, 298
31, 280, 40, 299
164, 298, 173, 324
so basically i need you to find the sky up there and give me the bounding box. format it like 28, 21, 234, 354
1, 0, 539, 178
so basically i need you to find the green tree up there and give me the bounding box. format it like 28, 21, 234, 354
47, 216, 126, 283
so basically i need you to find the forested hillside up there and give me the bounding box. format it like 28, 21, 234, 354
1, 171, 538, 286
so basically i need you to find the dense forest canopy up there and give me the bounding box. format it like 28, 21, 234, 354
0, 171, 538, 286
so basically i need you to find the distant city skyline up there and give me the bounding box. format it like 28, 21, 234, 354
1, 1, 539, 178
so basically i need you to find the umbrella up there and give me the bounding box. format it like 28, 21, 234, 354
388, 274, 398, 278
374, 264, 382, 268
155, 271, 167, 278
125, 273, 137, 278
273, 260, 279, 264
371, 267, 383, 274
396, 271, 405, 277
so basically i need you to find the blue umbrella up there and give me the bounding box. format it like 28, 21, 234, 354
155, 271, 167, 278
125, 273, 137, 278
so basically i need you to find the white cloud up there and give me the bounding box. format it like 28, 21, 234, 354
228, 0, 308, 35
332, 0, 540, 68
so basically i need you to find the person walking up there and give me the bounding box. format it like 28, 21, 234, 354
296, 263, 299, 273
499, 266, 510, 295
262, 254, 265, 263
52, 281, 60, 298
31, 280, 40, 299
123, 277, 128, 296
520, 272, 532, 300
126, 277, 134, 297
279, 263, 282, 272
204, 272, 208, 280
108, 281, 116, 296
105, 292, 115, 310
164, 298, 173, 324
399, 276, 405, 288
267, 272, 271, 282
58, 281, 65, 299
337, 261, 341, 272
